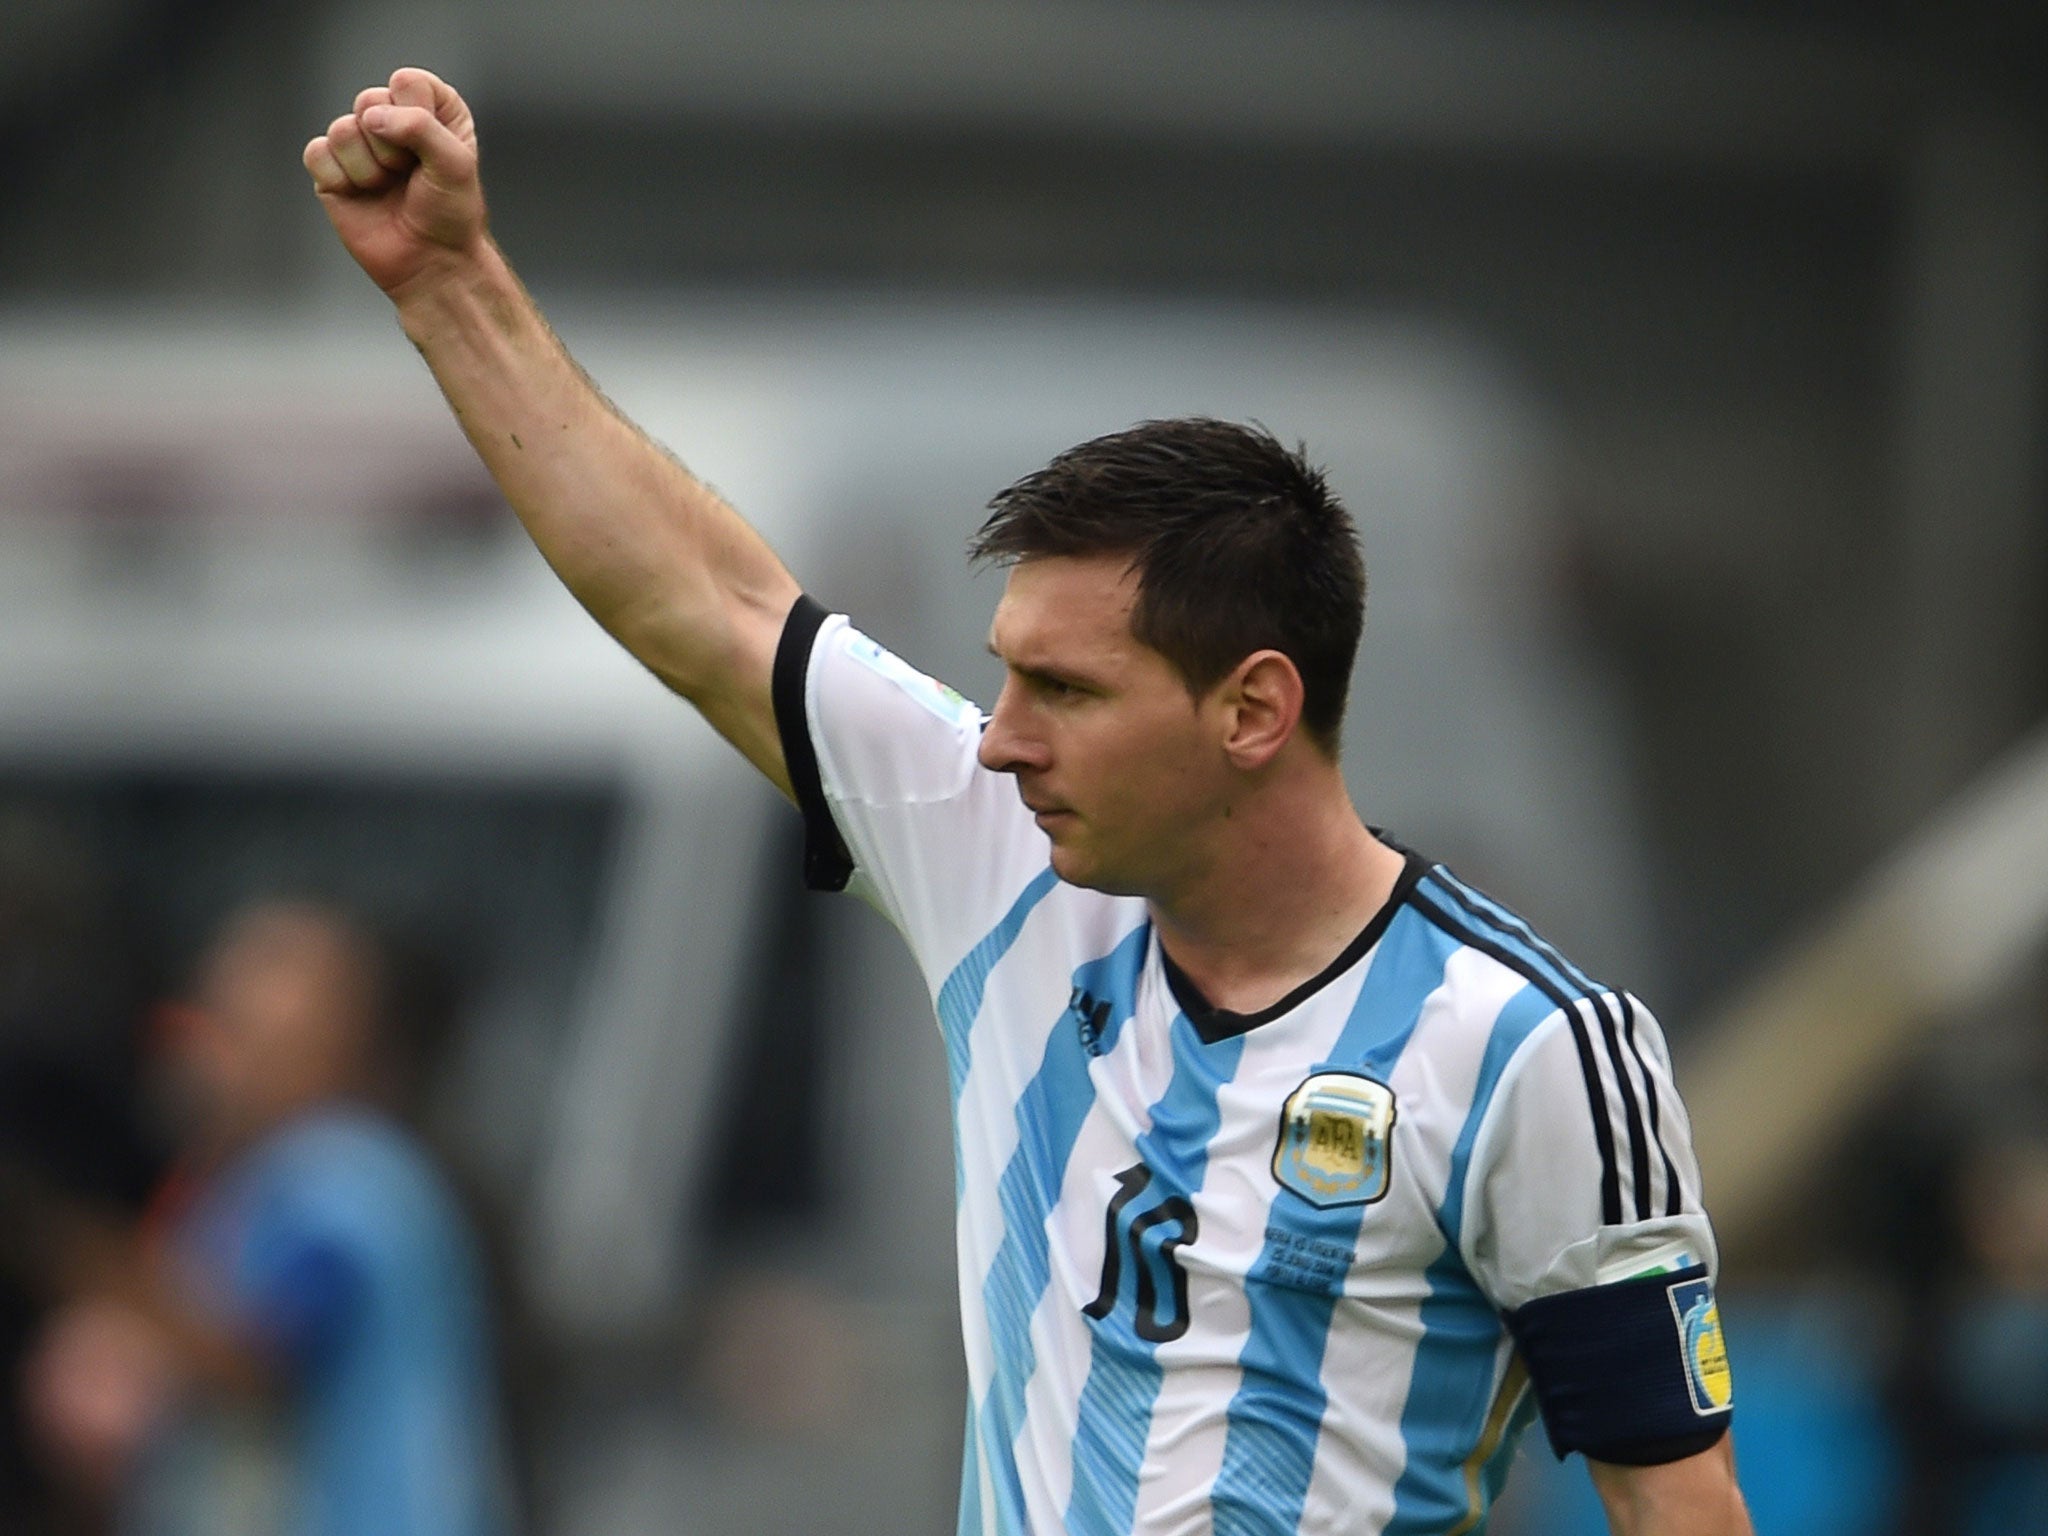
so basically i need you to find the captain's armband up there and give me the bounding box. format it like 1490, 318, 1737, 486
1504, 1263, 1733, 1465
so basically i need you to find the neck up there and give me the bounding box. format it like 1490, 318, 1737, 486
1147, 761, 1407, 1016
203, 1079, 370, 1162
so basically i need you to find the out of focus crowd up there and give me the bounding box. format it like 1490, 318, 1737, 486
0, 807, 515, 1536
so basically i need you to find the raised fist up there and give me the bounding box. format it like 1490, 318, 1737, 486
303, 68, 487, 300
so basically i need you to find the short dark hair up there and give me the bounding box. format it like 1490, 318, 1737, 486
970, 418, 1366, 750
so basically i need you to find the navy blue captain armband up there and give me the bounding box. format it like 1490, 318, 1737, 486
1504, 1263, 1733, 1466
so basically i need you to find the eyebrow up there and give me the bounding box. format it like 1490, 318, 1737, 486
989, 643, 1097, 692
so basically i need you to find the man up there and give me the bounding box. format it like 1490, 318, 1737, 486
303, 69, 1751, 1535
21, 902, 512, 1536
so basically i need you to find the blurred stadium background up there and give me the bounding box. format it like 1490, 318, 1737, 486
2, 2, 2046, 1533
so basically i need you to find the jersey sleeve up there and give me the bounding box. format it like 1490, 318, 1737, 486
773, 595, 1052, 987
1459, 992, 1732, 1465
206, 1168, 367, 1367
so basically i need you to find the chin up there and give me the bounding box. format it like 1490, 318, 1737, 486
1047, 843, 1145, 898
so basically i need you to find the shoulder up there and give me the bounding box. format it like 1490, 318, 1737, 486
262, 1105, 430, 1177
823, 621, 983, 731
783, 605, 1084, 979
795, 609, 989, 800
246, 1108, 460, 1237
1392, 860, 1651, 1153
1397, 866, 1709, 1259
1403, 859, 1614, 1017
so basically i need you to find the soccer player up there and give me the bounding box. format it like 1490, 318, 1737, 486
304, 69, 1752, 1536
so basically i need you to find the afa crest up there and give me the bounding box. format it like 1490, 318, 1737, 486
1273, 1072, 1397, 1209
1667, 1276, 1734, 1415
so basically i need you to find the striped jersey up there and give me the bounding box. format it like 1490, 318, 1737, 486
775, 601, 1721, 1536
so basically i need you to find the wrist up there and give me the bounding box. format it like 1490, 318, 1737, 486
390, 238, 517, 345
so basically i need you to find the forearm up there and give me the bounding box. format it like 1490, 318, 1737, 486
392, 242, 799, 776
1590, 1437, 1754, 1536
309, 70, 802, 785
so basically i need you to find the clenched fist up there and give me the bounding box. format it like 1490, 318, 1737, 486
304, 68, 487, 301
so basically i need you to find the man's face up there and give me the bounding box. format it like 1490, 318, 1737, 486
167, 907, 372, 1147
978, 554, 1230, 897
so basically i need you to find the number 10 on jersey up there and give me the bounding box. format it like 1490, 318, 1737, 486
1083, 1163, 1198, 1343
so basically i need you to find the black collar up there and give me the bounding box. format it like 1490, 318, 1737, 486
1161, 850, 1427, 1044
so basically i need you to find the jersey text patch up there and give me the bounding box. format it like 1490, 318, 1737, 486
1667, 1275, 1733, 1414
844, 632, 980, 728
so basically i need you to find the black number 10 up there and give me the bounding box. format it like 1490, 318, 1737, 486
1082, 1162, 1198, 1343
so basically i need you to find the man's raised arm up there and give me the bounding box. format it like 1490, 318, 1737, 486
304, 68, 802, 796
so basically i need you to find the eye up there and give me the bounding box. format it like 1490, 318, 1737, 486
1008, 663, 1093, 704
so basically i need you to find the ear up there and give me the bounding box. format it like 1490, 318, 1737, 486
1218, 650, 1304, 770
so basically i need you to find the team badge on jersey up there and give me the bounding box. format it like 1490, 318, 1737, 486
1667, 1275, 1733, 1414
1273, 1072, 1397, 1208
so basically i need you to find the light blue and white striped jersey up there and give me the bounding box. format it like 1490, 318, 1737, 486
782, 607, 1719, 1536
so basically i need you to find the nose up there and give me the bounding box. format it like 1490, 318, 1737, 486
977, 678, 1044, 776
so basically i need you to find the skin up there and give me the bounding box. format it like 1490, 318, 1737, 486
1592, 1437, 1753, 1536
304, 69, 1754, 1532
304, 72, 799, 794
978, 553, 1402, 1011
171, 904, 385, 1160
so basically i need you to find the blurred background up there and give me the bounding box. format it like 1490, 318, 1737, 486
1, 2, 2045, 1533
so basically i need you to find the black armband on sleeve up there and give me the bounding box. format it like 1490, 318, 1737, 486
771, 594, 855, 892
1505, 1264, 1732, 1466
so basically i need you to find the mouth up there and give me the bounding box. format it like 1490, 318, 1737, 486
1019, 792, 1073, 829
